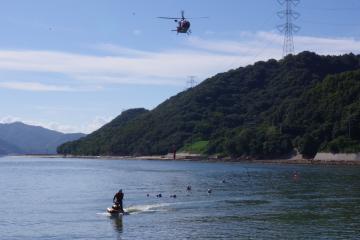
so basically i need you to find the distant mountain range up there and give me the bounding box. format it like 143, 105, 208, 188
58, 52, 360, 159
0, 122, 85, 155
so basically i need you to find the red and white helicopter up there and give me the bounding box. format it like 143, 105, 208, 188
158, 10, 207, 35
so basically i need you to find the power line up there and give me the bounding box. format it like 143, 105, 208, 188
277, 0, 301, 57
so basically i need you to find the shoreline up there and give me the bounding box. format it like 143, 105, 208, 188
6, 154, 360, 165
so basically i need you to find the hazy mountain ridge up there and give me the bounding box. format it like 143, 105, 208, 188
0, 122, 85, 155
0, 138, 22, 155
58, 52, 360, 159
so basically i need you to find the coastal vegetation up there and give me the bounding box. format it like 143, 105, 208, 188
58, 52, 360, 159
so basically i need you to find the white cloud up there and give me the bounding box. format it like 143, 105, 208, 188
40, 117, 111, 134
94, 43, 150, 57
0, 116, 21, 124
85, 116, 113, 133
132, 29, 142, 36
0, 32, 358, 92
187, 35, 277, 55
0, 81, 75, 92
0, 48, 251, 88
204, 30, 216, 35
0, 115, 112, 134
40, 116, 113, 134
258, 31, 360, 54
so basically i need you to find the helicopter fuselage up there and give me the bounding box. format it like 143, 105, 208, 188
158, 11, 199, 35
175, 20, 191, 34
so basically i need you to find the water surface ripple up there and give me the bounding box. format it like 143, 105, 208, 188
0, 157, 359, 239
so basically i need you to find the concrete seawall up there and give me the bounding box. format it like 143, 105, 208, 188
314, 153, 360, 161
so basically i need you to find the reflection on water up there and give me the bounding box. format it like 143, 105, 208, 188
110, 215, 123, 238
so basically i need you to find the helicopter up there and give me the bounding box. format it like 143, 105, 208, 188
158, 10, 207, 35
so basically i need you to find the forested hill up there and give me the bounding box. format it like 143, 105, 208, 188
58, 108, 150, 155
58, 52, 360, 159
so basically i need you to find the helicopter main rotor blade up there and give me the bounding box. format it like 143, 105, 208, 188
186, 17, 209, 19
157, 17, 181, 20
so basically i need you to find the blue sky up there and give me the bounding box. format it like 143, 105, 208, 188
0, 0, 359, 133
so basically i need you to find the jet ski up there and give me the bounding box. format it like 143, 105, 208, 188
107, 204, 129, 215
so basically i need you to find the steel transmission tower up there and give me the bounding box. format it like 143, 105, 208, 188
277, 0, 300, 57
187, 76, 198, 89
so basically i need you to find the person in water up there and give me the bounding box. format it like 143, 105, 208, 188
113, 189, 124, 213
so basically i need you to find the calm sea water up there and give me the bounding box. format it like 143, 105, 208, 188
0, 156, 360, 239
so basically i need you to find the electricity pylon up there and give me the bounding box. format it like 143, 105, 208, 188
277, 0, 301, 57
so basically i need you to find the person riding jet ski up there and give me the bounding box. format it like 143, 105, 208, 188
112, 189, 124, 213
